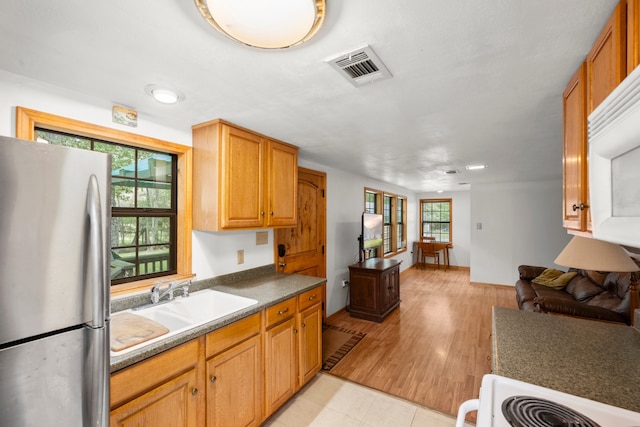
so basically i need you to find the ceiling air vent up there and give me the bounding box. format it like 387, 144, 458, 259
325, 44, 392, 87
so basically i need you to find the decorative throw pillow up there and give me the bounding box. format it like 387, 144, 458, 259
532, 268, 577, 290
584, 270, 607, 286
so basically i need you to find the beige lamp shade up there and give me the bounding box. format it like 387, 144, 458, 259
554, 236, 639, 272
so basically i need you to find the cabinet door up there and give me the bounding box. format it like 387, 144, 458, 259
264, 317, 297, 417
207, 335, 262, 427
587, 0, 626, 113
382, 266, 399, 312
110, 369, 199, 427
220, 125, 265, 229
298, 303, 322, 387
265, 140, 298, 227
562, 64, 590, 232
349, 269, 379, 316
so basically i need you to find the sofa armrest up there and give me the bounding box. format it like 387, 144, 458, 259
534, 296, 627, 324
518, 265, 548, 281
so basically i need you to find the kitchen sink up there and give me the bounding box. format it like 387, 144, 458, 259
110, 289, 259, 356
162, 289, 259, 322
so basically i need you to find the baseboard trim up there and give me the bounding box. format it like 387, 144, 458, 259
326, 307, 348, 324
409, 263, 470, 271
470, 281, 514, 289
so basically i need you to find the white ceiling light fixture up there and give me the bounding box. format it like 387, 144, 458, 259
195, 0, 326, 49
144, 85, 185, 104
466, 164, 487, 171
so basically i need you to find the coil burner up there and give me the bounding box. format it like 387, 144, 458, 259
501, 395, 601, 427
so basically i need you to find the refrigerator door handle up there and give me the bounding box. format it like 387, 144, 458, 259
86, 174, 106, 329
84, 174, 110, 426
84, 324, 110, 426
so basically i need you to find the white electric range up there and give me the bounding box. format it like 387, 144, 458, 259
456, 375, 640, 427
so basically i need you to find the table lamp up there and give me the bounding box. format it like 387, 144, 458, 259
554, 236, 640, 325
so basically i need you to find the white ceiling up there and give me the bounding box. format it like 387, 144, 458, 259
0, 0, 619, 192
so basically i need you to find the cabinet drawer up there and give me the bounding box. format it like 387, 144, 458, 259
298, 286, 322, 311
265, 297, 296, 328
205, 312, 261, 358
110, 337, 203, 410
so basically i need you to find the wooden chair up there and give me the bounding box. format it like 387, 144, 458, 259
417, 241, 440, 269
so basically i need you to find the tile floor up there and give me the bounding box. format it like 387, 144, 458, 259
263, 373, 473, 427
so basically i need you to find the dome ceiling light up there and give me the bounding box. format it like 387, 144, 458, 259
195, 0, 326, 49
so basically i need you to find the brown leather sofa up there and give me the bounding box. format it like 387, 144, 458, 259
515, 264, 638, 325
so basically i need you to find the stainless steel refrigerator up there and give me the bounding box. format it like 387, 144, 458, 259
0, 135, 110, 426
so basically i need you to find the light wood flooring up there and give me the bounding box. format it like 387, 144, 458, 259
325, 265, 518, 421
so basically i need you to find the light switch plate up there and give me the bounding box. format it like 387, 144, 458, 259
237, 249, 244, 264
256, 231, 268, 245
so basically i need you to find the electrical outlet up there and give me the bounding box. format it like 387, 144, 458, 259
341, 280, 349, 288
237, 249, 244, 264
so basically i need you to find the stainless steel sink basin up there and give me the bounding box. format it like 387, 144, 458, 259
110, 289, 258, 356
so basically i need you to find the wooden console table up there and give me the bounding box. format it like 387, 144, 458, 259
348, 258, 401, 322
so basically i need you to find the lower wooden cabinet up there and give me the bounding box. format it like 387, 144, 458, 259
348, 258, 401, 322
297, 302, 323, 386
264, 298, 298, 417
110, 369, 200, 427
263, 285, 325, 419
110, 338, 205, 427
206, 335, 262, 427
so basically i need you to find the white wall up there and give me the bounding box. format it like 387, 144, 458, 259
416, 191, 471, 268
0, 70, 190, 145
470, 180, 572, 286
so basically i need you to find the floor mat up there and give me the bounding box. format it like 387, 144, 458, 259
322, 324, 366, 371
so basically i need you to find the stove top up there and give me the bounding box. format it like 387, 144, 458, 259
476, 375, 640, 427
501, 395, 600, 427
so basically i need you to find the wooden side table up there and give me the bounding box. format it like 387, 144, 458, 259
348, 258, 401, 322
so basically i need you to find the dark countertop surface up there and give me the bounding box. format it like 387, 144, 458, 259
492, 306, 640, 412
110, 268, 326, 373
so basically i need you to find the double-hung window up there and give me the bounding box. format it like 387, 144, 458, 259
16, 106, 192, 293
420, 199, 452, 243
364, 188, 406, 259
35, 129, 178, 284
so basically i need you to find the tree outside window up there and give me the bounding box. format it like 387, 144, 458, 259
36, 129, 177, 285
420, 199, 452, 243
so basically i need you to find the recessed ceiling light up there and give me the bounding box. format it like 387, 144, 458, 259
436, 190, 444, 193
144, 84, 185, 104
466, 164, 487, 171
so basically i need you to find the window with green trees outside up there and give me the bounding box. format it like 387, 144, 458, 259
420, 199, 451, 243
36, 129, 177, 285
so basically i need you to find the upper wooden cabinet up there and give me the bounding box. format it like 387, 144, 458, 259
587, 0, 627, 113
562, 64, 590, 233
192, 119, 298, 231
629, 0, 640, 73
562, 0, 635, 234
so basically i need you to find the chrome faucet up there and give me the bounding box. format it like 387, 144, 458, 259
150, 279, 192, 304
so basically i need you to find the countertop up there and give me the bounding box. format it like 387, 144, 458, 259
110, 268, 326, 373
492, 306, 640, 412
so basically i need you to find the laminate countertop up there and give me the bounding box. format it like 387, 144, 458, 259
110, 266, 326, 373
492, 306, 640, 412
